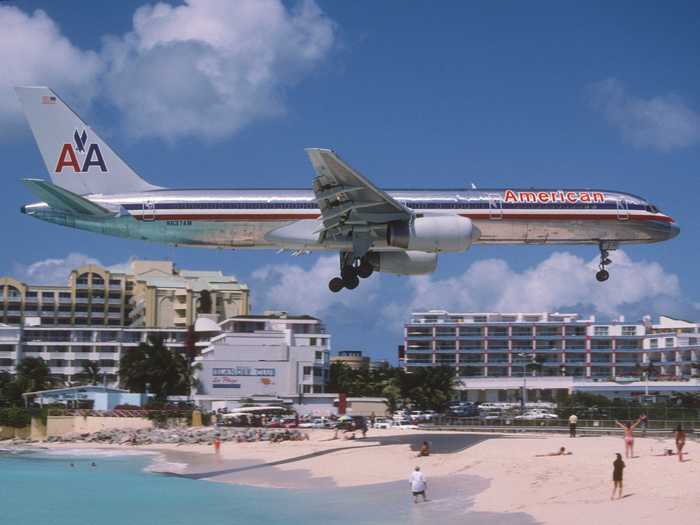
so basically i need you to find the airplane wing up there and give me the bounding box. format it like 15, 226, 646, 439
305, 148, 413, 253
23, 179, 113, 216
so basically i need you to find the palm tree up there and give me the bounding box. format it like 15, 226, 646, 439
16, 357, 53, 393
119, 336, 196, 400
77, 360, 102, 386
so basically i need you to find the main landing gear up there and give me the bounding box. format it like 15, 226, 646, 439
596, 245, 613, 282
328, 255, 374, 292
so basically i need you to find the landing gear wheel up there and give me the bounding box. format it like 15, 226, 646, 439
343, 274, 360, 290
357, 261, 374, 279
328, 277, 344, 293
596, 269, 609, 282
341, 265, 357, 281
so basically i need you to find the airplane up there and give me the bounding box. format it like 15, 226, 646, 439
15, 86, 679, 293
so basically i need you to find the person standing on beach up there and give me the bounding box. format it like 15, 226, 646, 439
615, 419, 641, 458
639, 413, 648, 436
675, 424, 686, 462
611, 453, 625, 500
409, 466, 428, 503
568, 413, 578, 438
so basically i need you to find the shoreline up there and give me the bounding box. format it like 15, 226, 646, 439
3, 429, 698, 524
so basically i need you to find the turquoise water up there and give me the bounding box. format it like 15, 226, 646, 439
0, 449, 535, 525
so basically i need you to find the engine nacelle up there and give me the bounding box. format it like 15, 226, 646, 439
387, 216, 474, 252
368, 251, 438, 275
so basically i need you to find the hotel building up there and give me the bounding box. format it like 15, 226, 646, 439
0, 260, 249, 328
403, 311, 700, 401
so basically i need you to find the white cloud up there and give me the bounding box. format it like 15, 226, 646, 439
0, 6, 102, 132
11, 253, 136, 285
102, 0, 335, 140
12, 253, 103, 285
1, 1, 335, 140
250, 255, 380, 316
383, 250, 692, 327
589, 78, 700, 151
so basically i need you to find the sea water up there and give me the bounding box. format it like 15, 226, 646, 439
0, 449, 536, 525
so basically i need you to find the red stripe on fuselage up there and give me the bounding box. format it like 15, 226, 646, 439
131, 212, 674, 223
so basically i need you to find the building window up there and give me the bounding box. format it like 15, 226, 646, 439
665, 337, 674, 348
689, 337, 698, 346
649, 339, 658, 349
594, 326, 609, 336
512, 326, 533, 337
303, 385, 312, 393
309, 337, 317, 346
303, 366, 312, 375
622, 326, 637, 336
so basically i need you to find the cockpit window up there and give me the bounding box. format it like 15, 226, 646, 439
648, 204, 659, 213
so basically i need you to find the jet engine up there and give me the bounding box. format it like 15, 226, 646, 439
368, 251, 438, 275
387, 216, 474, 252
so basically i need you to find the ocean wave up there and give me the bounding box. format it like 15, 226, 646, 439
144, 455, 189, 474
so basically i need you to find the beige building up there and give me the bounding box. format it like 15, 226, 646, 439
0, 260, 249, 328
330, 350, 371, 370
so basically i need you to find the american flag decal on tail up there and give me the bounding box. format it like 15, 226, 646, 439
41, 95, 56, 104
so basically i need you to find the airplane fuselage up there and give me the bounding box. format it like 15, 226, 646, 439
22, 187, 679, 251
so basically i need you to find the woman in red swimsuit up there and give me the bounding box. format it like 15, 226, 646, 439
615, 418, 641, 459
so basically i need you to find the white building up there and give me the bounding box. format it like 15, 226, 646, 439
403, 311, 700, 402
194, 312, 330, 410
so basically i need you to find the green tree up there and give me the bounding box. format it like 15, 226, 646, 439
16, 357, 53, 393
77, 360, 102, 385
0, 372, 23, 407
399, 366, 457, 411
118, 336, 193, 400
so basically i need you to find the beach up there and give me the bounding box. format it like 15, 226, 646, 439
34, 428, 699, 524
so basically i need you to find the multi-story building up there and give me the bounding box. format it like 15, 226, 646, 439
194, 312, 331, 405
0, 260, 249, 328
403, 311, 700, 401
0, 322, 210, 385
330, 350, 371, 370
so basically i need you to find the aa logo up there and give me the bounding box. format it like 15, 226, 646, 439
55, 130, 107, 173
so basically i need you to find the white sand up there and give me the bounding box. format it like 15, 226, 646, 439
38, 429, 700, 524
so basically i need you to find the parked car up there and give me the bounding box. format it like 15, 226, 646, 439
299, 417, 332, 429
373, 418, 392, 429
513, 410, 558, 420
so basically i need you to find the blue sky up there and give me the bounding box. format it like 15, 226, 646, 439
1, 1, 699, 362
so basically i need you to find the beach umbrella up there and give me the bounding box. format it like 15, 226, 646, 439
337, 415, 353, 421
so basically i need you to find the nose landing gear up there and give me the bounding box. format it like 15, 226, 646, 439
596, 245, 613, 282
328, 253, 374, 292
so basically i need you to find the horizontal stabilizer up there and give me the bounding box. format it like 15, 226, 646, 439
23, 179, 112, 216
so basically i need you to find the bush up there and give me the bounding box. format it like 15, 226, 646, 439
0, 407, 32, 428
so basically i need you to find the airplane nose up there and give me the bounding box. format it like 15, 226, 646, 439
667, 221, 680, 239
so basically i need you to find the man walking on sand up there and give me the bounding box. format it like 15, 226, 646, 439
409, 466, 428, 503
568, 413, 578, 438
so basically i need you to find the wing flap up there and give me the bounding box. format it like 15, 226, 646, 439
305, 149, 413, 244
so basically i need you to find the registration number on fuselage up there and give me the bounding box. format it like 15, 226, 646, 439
166, 220, 192, 226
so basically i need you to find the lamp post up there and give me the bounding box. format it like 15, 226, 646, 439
517, 352, 528, 413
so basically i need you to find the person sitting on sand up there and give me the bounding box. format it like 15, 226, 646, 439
409, 466, 428, 503
615, 419, 641, 458
675, 424, 686, 462
535, 446, 572, 457
611, 453, 625, 500
418, 441, 430, 457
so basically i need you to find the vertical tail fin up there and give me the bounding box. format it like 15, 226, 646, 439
15, 86, 159, 195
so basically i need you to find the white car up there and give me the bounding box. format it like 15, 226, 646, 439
514, 411, 559, 420
299, 417, 332, 428
373, 418, 392, 429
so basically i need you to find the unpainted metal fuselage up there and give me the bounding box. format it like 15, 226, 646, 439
22, 187, 679, 251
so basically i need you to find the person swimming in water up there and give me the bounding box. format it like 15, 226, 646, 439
615, 418, 641, 458
611, 453, 625, 500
